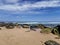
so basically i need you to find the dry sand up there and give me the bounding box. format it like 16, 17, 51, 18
0, 27, 60, 45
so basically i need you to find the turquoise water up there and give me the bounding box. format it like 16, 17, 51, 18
3, 21, 60, 24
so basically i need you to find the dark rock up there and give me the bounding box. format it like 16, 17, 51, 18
44, 40, 60, 45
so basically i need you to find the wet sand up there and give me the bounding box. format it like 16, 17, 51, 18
0, 27, 60, 45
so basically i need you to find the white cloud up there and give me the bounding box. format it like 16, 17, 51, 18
30, 1, 60, 8
0, 5, 27, 11
0, 0, 60, 11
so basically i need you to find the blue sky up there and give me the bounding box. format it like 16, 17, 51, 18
0, 0, 60, 23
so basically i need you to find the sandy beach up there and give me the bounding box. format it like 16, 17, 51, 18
0, 27, 60, 45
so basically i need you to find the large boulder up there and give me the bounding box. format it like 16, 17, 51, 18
21, 24, 30, 28
51, 25, 60, 35
0, 22, 5, 27
40, 28, 52, 34
5, 23, 15, 29
30, 24, 40, 31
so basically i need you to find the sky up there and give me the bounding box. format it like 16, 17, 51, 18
0, 0, 60, 23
